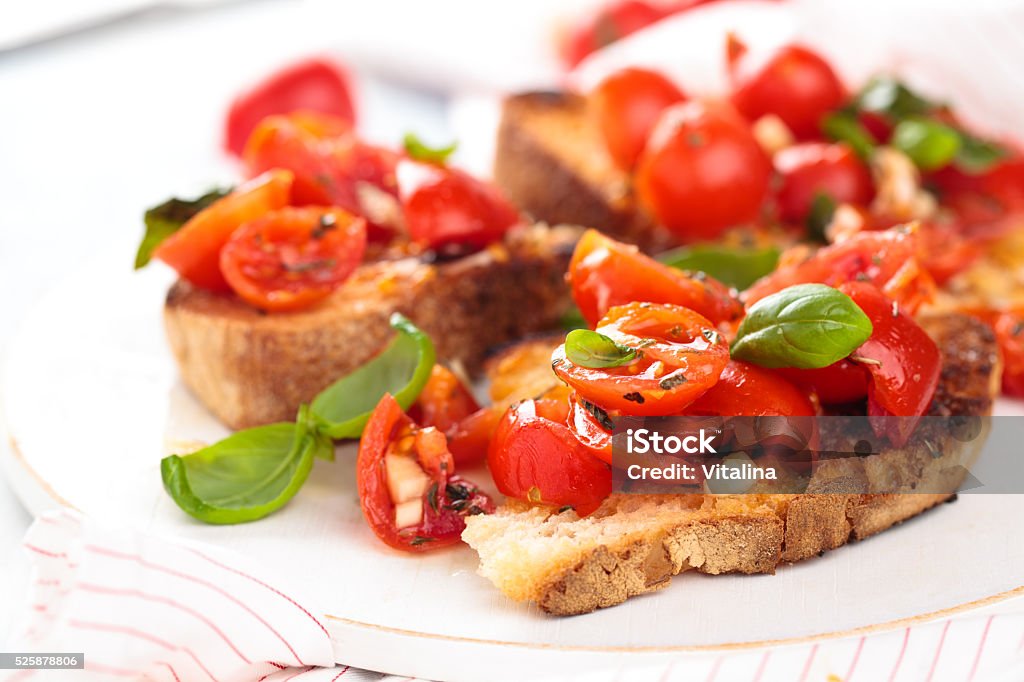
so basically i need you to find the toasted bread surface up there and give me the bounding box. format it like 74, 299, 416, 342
463, 314, 999, 615
165, 225, 579, 429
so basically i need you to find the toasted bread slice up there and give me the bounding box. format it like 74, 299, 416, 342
164, 224, 579, 429
463, 314, 1000, 615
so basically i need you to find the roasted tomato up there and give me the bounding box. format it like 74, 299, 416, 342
744, 227, 935, 314
686, 360, 816, 416
774, 143, 874, 224
567, 394, 614, 464
488, 398, 611, 515
569, 230, 743, 328
591, 67, 686, 171
635, 101, 772, 240
552, 302, 730, 415
411, 365, 498, 465
358, 394, 494, 552
225, 58, 355, 158
397, 160, 521, 250
243, 113, 399, 239
154, 170, 293, 292
562, 0, 666, 68
728, 41, 846, 140
994, 312, 1024, 398
219, 207, 366, 312
839, 282, 940, 445
776, 358, 869, 405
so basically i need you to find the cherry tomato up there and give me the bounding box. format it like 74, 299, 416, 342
686, 360, 816, 416
567, 394, 614, 464
225, 58, 355, 158
488, 399, 611, 516
569, 229, 743, 328
562, 1, 666, 68
744, 227, 935, 314
244, 113, 399, 241
729, 42, 846, 140
635, 101, 771, 240
410, 365, 498, 466
930, 156, 1024, 239
591, 67, 686, 171
552, 302, 730, 415
154, 170, 293, 292
397, 160, 521, 250
994, 312, 1024, 398
839, 282, 940, 445
358, 393, 495, 553
219, 207, 366, 312
446, 406, 504, 467
776, 358, 869, 405
774, 143, 874, 224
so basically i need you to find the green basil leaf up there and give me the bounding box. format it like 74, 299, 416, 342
731, 283, 873, 369
891, 117, 961, 171
806, 193, 837, 244
135, 188, 230, 269
565, 329, 637, 368
160, 416, 321, 524
659, 244, 780, 291
821, 111, 876, 160
856, 77, 936, 119
310, 313, 435, 439
403, 133, 457, 164
954, 132, 1007, 174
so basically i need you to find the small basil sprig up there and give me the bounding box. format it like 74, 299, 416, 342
891, 117, 961, 171
135, 188, 230, 269
659, 244, 779, 290
856, 76, 935, 119
564, 329, 636, 368
821, 112, 876, 160
311, 313, 436, 438
161, 406, 332, 524
731, 284, 873, 369
403, 133, 458, 164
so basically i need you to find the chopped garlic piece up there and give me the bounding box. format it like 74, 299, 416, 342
870, 147, 937, 221
394, 499, 424, 529
752, 114, 795, 155
385, 454, 431, 504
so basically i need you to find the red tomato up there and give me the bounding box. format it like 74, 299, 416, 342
569, 229, 743, 328
358, 394, 495, 553
410, 365, 498, 466
994, 312, 1024, 398
446, 406, 504, 467
774, 143, 874, 224
244, 113, 399, 241
397, 160, 521, 250
930, 156, 1024, 239
567, 394, 614, 464
488, 399, 611, 516
776, 359, 869, 405
686, 360, 816, 416
839, 282, 940, 445
225, 58, 355, 158
744, 227, 935, 314
552, 302, 730, 415
562, 1, 666, 68
154, 170, 293, 292
219, 207, 366, 312
729, 42, 846, 140
591, 67, 686, 171
635, 101, 772, 240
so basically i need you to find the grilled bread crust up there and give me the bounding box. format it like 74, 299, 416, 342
164, 224, 579, 429
463, 314, 1000, 615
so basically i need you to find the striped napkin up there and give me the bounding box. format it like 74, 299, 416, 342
6, 510, 1023, 681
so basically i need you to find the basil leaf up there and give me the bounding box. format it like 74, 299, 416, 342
565, 329, 636, 368
806, 193, 837, 244
659, 244, 780, 291
955, 132, 1007, 174
310, 313, 435, 439
821, 111, 876, 160
856, 77, 936, 119
135, 188, 230, 269
403, 133, 457, 164
891, 118, 961, 171
731, 284, 873, 369
160, 415, 325, 524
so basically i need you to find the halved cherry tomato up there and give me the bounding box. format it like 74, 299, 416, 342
569, 229, 743, 328
635, 101, 771, 240
410, 365, 498, 466
446, 406, 504, 466
154, 170, 293, 292
358, 393, 494, 553
776, 358, 869, 405
552, 302, 730, 415
994, 312, 1024, 398
562, 0, 667, 69
728, 42, 846, 140
488, 398, 611, 516
774, 143, 874, 224
397, 160, 520, 250
591, 67, 686, 171
219, 207, 366, 312
839, 282, 940, 445
744, 227, 935, 314
686, 360, 816, 416
567, 394, 613, 464
225, 58, 355, 158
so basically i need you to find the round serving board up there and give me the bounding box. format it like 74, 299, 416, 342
4, 243, 1024, 681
